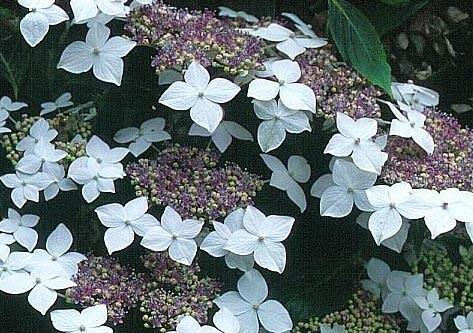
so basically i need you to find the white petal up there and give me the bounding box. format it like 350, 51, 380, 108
95, 0, 126, 16
93, 54, 124, 86
412, 128, 435, 154
104, 225, 134, 254
421, 309, 442, 332
114, 127, 139, 143
38, 5, 69, 25
200, 232, 227, 257
238, 269, 268, 304
28, 284, 57, 315
368, 208, 402, 245
51, 309, 81, 331
287, 155, 310, 183
46, 224, 72, 257
310, 174, 335, 198
211, 126, 233, 153
140, 226, 172, 251
256, 24, 292, 42
190, 98, 223, 133
258, 300, 293, 333
15, 227, 38, 251
102, 37, 136, 58
129, 138, 151, 157
225, 230, 259, 255
257, 120, 286, 152
424, 209, 456, 239
125, 197, 148, 221
272, 59, 301, 82
168, 238, 197, 265
247, 79, 280, 101
70, 0, 98, 22
320, 186, 354, 217
286, 183, 307, 213
254, 241, 287, 273
213, 308, 240, 333
215, 291, 253, 316
351, 143, 388, 174
81, 304, 108, 327
82, 181, 100, 203
276, 38, 306, 60
225, 253, 254, 272
178, 219, 204, 239
324, 134, 354, 157
184, 61, 210, 91
280, 83, 316, 112
265, 215, 294, 242
223, 121, 253, 142
205, 78, 241, 103
20, 12, 49, 47
57, 42, 94, 74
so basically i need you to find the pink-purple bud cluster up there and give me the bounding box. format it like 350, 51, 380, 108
126, 144, 263, 221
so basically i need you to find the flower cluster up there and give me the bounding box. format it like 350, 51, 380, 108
126, 1, 264, 75
126, 144, 263, 221
412, 244, 473, 312
65, 254, 147, 326
1, 112, 92, 167
297, 47, 383, 120
139, 252, 221, 330
294, 289, 401, 333
381, 109, 473, 191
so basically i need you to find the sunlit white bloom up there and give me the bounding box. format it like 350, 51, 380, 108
281, 12, 321, 39
413, 288, 453, 332
0, 209, 39, 252
415, 188, 473, 239
189, 121, 253, 153
382, 271, 426, 318
84, 135, 129, 178
18, 0, 68, 47
260, 154, 310, 212
67, 157, 118, 203
58, 24, 136, 86
0, 171, 52, 208
0, 251, 31, 280
16, 118, 58, 153
366, 182, 428, 245
251, 23, 327, 59
40, 92, 73, 116
316, 159, 376, 217
215, 269, 293, 333
225, 206, 294, 273
114, 117, 171, 157
218, 6, 258, 23
319, 324, 346, 333
356, 212, 410, 254
361, 258, 391, 300
51, 304, 113, 333
28, 224, 86, 278
324, 112, 388, 174
384, 101, 434, 154
159, 61, 241, 133
0, 96, 28, 118
248, 60, 316, 112
392, 82, 439, 112
455, 312, 473, 333
254, 99, 311, 152
16, 140, 67, 175
70, 0, 128, 22
95, 197, 159, 254
0, 266, 76, 315
141, 206, 204, 265
42, 163, 77, 201
73, 12, 115, 27
0, 234, 15, 262
201, 208, 255, 272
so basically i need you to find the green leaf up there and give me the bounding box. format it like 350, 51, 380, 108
327, 0, 392, 95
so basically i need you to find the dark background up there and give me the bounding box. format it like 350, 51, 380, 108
0, 0, 472, 332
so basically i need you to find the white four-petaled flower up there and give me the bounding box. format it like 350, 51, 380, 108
251, 23, 327, 60
218, 6, 258, 23
58, 24, 136, 86
413, 288, 453, 332
28, 224, 86, 278
42, 163, 78, 201
114, 117, 171, 157
95, 197, 159, 254
70, 0, 128, 22
324, 112, 388, 174
225, 205, 294, 273
16, 140, 67, 175
0, 171, 52, 208
189, 121, 253, 153
260, 154, 311, 212
0, 209, 39, 251
19, 0, 69, 47
455, 312, 473, 333
314, 159, 376, 217
16, 118, 58, 153
51, 304, 113, 333
141, 206, 204, 265
248, 60, 316, 112
200, 208, 255, 272
0, 96, 28, 119
40, 92, 73, 116
254, 99, 311, 152
392, 82, 439, 113
215, 269, 293, 333
361, 258, 391, 300
159, 61, 241, 133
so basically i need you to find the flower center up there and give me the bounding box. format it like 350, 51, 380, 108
347, 187, 354, 193
2, 267, 8, 272
93, 47, 100, 55
278, 79, 285, 86
125, 220, 131, 226
35, 277, 42, 284
96, 158, 103, 163
253, 303, 260, 310
442, 202, 449, 209
51, 255, 58, 261
258, 236, 265, 242
79, 324, 86, 332
389, 203, 396, 209
410, 122, 416, 128
198, 91, 204, 97
354, 138, 361, 145
172, 235, 177, 240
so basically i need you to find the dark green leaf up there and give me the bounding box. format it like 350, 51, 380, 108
327, 0, 392, 95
